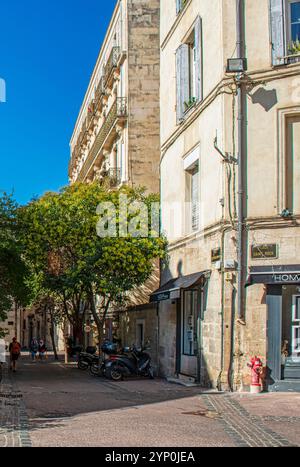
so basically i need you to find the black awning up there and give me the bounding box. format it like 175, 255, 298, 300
150, 270, 211, 303
246, 265, 300, 287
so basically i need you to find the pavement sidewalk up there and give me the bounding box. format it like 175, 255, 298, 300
1, 356, 300, 447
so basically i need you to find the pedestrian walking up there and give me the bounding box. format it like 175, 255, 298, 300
30, 338, 39, 361
38, 339, 47, 360
9, 337, 21, 372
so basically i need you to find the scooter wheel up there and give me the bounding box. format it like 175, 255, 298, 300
106, 363, 124, 381
78, 361, 89, 370
90, 363, 105, 377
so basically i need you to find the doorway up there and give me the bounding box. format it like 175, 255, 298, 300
179, 287, 202, 379
267, 285, 300, 386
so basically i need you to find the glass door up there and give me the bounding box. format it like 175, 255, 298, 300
282, 287, 300, 379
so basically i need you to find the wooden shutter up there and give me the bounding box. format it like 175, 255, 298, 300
194, 16, 203, 102
270, 0, 286, 66
176, 44, 189, 123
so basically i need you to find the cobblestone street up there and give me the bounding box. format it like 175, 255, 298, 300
0, 364, 31, 447
0, 356, 299, 447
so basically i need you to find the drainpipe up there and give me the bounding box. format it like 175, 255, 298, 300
236, 0, 246, 321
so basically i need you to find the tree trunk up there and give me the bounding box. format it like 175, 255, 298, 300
63, 320, 69, 364
89, 290, 111, 355
50, 318, 59, 361
73, 317, 84, 347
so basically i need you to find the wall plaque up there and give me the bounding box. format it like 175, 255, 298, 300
251, 244, 278, 260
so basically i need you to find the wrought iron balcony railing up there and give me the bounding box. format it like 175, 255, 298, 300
76, 97, 127, 182
108, 168, 121, 187
104, 46, 121, 87
95, 76, 106, 101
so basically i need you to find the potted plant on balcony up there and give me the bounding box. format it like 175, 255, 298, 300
288, 38, 300, 56
184, 97, 197, 112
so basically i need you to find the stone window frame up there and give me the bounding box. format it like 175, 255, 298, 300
277, 105, 300, 214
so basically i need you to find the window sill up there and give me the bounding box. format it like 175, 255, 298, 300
286, 54, 300, 64
275, 54, 300, 66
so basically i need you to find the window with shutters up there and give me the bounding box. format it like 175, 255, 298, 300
176, 17, 202, 123
270, 0, 300, 65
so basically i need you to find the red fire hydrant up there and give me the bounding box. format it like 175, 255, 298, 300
248, 356, 263, 393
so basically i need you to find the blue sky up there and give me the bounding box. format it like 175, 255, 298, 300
0, 0, 116, 205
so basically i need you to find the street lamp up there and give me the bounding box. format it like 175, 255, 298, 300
226, 58, 247, 73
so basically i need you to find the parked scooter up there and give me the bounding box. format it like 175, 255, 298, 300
105, 343, 154, 381
77, 346, 98, 370
89, 341, 123, 377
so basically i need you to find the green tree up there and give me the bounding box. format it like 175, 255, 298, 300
18, 182, 167, 350
0, 193, 30, 336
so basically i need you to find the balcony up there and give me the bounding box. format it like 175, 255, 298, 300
76, 97, 127, 182
95, 76, 106, 102
104, 46, 121, 89
108, 168, 121, 187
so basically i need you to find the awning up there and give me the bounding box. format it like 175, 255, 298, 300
246, 265, 300, 287
150, 270, 211, 303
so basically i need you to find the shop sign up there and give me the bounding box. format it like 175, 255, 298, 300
273, 274, 300, 283
154, 292, 171, 302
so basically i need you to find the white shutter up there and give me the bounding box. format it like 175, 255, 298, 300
176, 44, 189, 123
270, 0, 286, 66
194, 16, 203, 102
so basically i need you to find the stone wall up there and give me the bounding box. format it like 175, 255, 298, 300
127, 0, 160, 194
119, 303, 159, 374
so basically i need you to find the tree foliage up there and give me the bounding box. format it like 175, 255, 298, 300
18, 182, 167, 345
0, 193, 30, 326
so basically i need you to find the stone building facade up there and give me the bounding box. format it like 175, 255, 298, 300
155, 0, 300, 391
69, 0, 161, 351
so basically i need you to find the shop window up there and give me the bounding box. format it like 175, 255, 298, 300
292, 295, 300, 355
182, 290, 198, 356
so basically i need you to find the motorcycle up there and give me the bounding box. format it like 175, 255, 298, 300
89, 341, 123, 377
105, 343, 154, 381
77, 346, 98, 370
